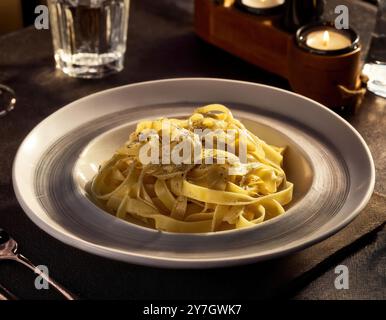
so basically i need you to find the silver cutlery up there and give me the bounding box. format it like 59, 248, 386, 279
0, 283, 17, 300
0, 85, 16, 118
0, 228, 76, 300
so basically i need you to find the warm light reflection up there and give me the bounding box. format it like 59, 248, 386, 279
24, 134, 38, 153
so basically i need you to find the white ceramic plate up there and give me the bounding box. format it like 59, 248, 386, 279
13, 78, 375, 268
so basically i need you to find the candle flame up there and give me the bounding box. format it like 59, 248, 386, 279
223, 0, 235, 7
322, 31, 330, 47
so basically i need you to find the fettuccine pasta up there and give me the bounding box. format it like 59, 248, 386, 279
89, 104, 293, 233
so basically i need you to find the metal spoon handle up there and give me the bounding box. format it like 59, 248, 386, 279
0, 283, 18, 300
13, 254, 77, 300
0, 84, 16, 118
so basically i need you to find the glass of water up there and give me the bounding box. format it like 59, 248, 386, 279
47, 0, 130, 79
363, 0, 386, 98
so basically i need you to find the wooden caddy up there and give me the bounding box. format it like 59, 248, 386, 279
194, 0, 366, 110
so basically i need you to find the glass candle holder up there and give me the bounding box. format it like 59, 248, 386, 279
282, 0, 325, 32
296, 22, 359, 56
236, 0, 285, 15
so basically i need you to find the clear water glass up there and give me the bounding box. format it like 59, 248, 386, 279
363, 0, 386, 98
47, 0, 130, 79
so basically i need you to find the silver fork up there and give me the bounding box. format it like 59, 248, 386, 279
0, 84, 16, 118
0, 228, 77, 300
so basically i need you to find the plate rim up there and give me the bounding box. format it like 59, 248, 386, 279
12, 77, 375, 268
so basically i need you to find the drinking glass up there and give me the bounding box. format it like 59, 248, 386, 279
363, 0, 386, 98
47, 0, 130, 79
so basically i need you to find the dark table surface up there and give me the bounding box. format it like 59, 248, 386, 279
0, 0, 385, 300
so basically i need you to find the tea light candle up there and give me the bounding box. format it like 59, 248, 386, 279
306, 30, 352, 51
236, 0, 285, 15
296, 22, 359, 55
241, 0, 285, 8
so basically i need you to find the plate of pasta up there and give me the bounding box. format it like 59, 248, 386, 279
13, 78, 375, 268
